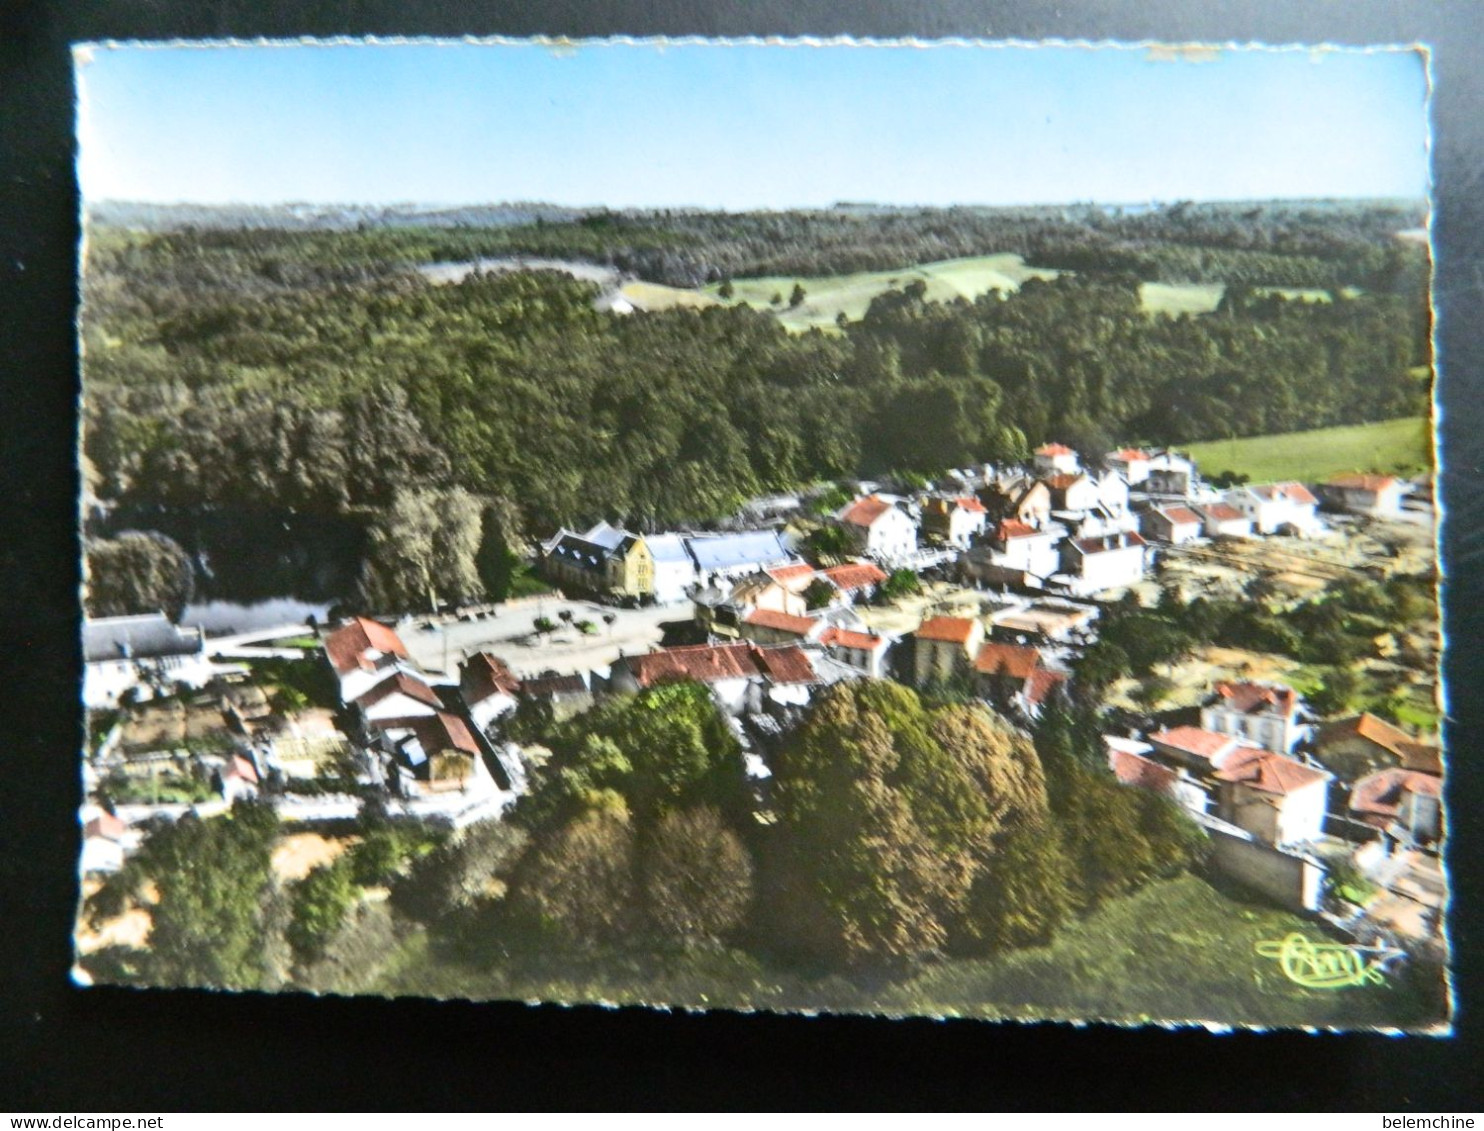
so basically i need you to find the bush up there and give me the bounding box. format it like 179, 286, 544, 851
641, 806, 754, 945
287, 858, 358, 964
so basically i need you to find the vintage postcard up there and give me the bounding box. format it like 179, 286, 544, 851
72, 37, 1447, 1030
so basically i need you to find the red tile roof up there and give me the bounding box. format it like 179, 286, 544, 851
1198, 502, 1246, 522
954, 495, 987, 513
381, 710, 481, 757
973, 641, 1041, 679
765, 562, 818, 591
1043, 473, 1085, 491
1109, 748, 1178, 794
1253, 482, 1319, 505
840, 494, 895, 528
1111, 448, 1150, 462
821, 561, 888, 591
915, 616, 980, 645
460, 652, 521, 704
1349, 767, 1442, 824
1072, 532, 1146, 554
742, 607, 818, 636
1037, 442, 1074, 456
1398, 741, 1443, 776
624, 642, 817, 687
819, 626, 888, 651
1213, 747, 1326, 794
1318, 712, 1413, 758
225, 753, 260, 784
1328, 473, 1398, 491
355, 671, 443, 712
752, 645, 820, 685
84, 810, 128, 841
1151, 725, 1239, 762
1160, 506, 1203, 525
1211, 681, 1297, 716
323, 616, 410, 675
994, 519, 1040, 541
1024, 668, 1068, 706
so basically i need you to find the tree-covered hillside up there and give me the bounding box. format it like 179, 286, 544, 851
80, 201, 1431, 610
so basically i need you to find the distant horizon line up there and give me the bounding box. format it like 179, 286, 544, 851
90, 192, 1430, 213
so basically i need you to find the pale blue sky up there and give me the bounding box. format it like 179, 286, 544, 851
75, 39, 1430, 208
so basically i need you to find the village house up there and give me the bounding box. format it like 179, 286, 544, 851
765, 561, 821, 595
920, 495, 989, 549
727, 571, 810, 618
971, 641, 1067, 718
1043, 472, 1100, 514
978, 476, 1053, 527
1142, 452, 1198, 498
1105, 447, 1152, 486
837, 494, 918, 561
911, 615, 984, 686
377, 710, 483, 794
738, 607, 819, 647
1033, 442, 1080, 475
216, 752, 262, 804
1211, 745, 1331, 847
1224, 482, 1322, 536
1201, 680, 1311, 753
1141, 505, 1205, 545
353, 670, 445, 725
817, 625, 892, 678
1348, 767, 1443, 846
1145, 725, 1330, 845
1194, 501, 1254, 539
84, 613, 216, 710
1058, 531, 1147, 595
519, 671, 595, 720
459, 652, 522, 732
610, 641, 819, 714
1323, 473, 1407, 518
981, 519, 1065, 581
1094, 471, 1132, 516
322, 616, 420, 702
1316, 712, 1442, 781
645, 533, 699, 605
541, 521, 654, 601
1104, 736, 1209, 816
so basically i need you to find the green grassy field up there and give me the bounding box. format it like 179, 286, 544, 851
699, 254, 1060, 332
1139, 281, 1226, 316
1137, 283, 1362, 316
1181, 417, 1432, 483
369, 873, 1446, 1030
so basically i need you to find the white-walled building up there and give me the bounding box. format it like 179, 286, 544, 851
1201, 680, 1311, 753
1105, 448, 1152, 486
1142, 505, 1204, 545
646, 533, 700, 604
83, 614, 215, 709
1323, 474, 1407, 518
1144, 452, 1198, 498
838, 494, 918, 561
1033, 442, 1081, 476
1059, 531, 1147, 595
1224, 482, 1322, 536
1195, 501, 1254, 539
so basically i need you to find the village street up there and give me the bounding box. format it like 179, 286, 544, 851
398, 597, 682, 678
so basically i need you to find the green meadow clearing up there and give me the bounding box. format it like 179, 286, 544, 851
699, 253, 1061, 331
1138, 282, 1363, 316
369, 874, 1446, 1030
1181, 417, 1432, 483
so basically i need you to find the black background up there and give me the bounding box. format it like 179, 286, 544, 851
3, 0, 1481, 1112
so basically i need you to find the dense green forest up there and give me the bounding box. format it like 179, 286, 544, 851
81, 200, 1430, 610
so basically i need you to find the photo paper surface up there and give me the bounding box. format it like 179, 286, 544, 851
72, 38, 1447, 1031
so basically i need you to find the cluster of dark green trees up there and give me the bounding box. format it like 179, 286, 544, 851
81, 203, 1428, 613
